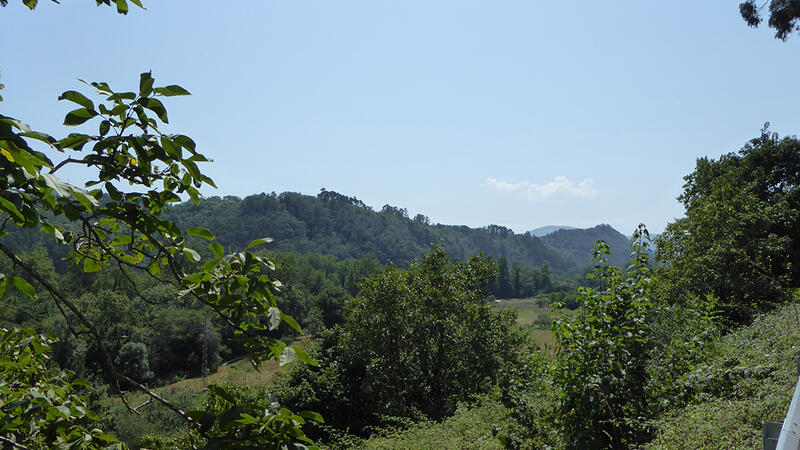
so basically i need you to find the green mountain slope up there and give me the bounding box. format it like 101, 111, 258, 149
540, 224, 636, 268
165, 190, 579, 271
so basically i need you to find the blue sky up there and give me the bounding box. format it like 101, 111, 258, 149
2, 1, 799, 234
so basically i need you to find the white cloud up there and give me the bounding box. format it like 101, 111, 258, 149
485, 176, 598, 201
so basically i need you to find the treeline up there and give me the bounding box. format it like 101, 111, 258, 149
163, 188, 630, 274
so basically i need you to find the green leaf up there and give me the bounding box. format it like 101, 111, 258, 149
160, 136, 181, 159
92, 432, 119, 443
105, 182, 122, 201
71, 378, 91, 388
40, 173, 72, 198
235, 413, 259, 425
0, 196, 25, 223
69, 188, 100, 209
99, 120, 110, 136
279, 346, 296, 366
268, 307, 281, 330
58, 133, 92, 150
183, 247, 201, 263
208, 242, 224, 259
114, 0, 128, 14
293, 346, 318, 367
139, 71, 154, 97
219, 406, 248, 431
281, 313, 302, 333
83, 258, 102, 273
299, 410, 324, 423
207, 385, 236, 404
186, 227, 215, 241
107, 92, 136, 101
0, 116, 32, 133
64, 108, 96, 126
172, 134, 196, 153
19, 131, 59, 149
0, 278, 7, 298
110, 234, 132, 246
9, 277, 35, 298
246, 237, 274, 250
58, 90, 95, 110
154, 85, 191, 96
40, 223, 65, 242
139, 97, 168, 123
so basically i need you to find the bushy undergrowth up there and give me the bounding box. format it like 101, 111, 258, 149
644, 297, 800, 449
102, 390, 202, 449
361, 395, 514, 450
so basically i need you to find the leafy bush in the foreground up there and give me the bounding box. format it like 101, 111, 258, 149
0, 327, 121, 449
550, 227, 660, 448
544, 226, 718, 449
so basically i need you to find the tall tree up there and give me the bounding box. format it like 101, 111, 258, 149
275, 246, 525, 438
657, 125, 800, 324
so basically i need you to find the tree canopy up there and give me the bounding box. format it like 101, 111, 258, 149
657, 125, 800, 324
740, 0, 800, 40
273, 246, 526, 439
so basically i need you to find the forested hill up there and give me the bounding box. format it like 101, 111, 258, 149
540, 224, 635, 268
164, 190, 617, 273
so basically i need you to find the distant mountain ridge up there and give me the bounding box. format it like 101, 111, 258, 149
161, 190, 635, 273
529, 225, 579, 237
540, 224, 636, 268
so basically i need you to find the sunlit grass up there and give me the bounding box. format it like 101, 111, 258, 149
492, 296, 557, 351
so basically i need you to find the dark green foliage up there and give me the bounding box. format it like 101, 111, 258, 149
185, 384, 321, 450
740, 0, 800, 40
552, 230, 658, 449
496, 350, 559, 449
166, 190, 577, 272
274, 246, 526, 440
105, 390, 201, 449
0, 327, 122, 449
547, 227, 716, 449
269, 251, 382, 334
657, 127, 800, 325
644, 298, 800, 449
147, 308, 221, 382
540, 224, 638, 269
115, 342, 154, 383
362, 395, 516, 449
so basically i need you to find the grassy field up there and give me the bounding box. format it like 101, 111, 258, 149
153, 356, 283, 398
120, 337, 311, 403
492, 296, 556, 350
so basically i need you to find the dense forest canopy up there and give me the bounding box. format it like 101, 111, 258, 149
162, 190, 636, 272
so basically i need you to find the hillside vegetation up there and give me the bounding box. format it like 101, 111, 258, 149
541, 224, 634, 268
165, 190, 631, 274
